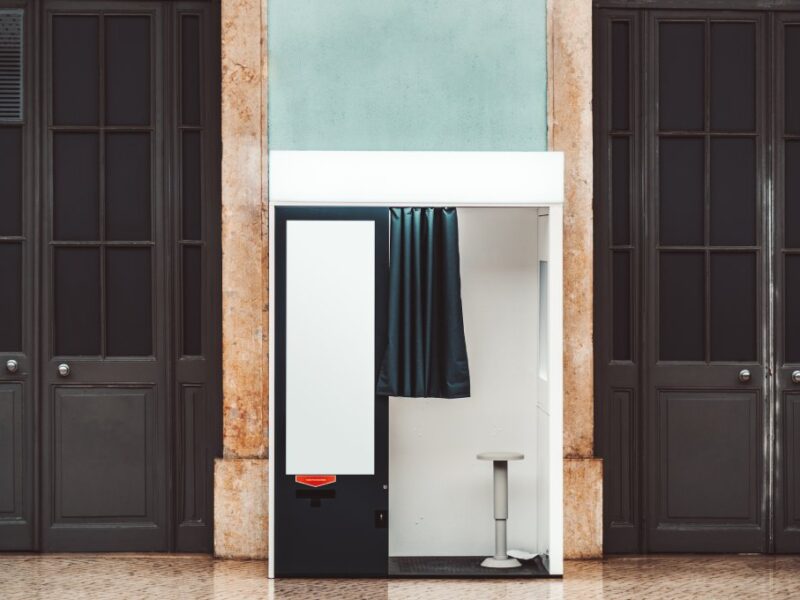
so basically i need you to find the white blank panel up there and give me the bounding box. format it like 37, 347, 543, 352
285, 220, 375, 475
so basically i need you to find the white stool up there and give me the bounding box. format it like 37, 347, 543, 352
477, 451, 524, 568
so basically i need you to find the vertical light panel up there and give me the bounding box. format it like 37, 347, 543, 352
285, 220, 375, 475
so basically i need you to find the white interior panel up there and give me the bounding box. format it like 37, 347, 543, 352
389, 208, 542, 556
285, 220, 375, 475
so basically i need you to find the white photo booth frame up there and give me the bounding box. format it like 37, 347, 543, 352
268, 151, 565, 577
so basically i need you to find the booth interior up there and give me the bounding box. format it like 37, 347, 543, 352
268, 152, 564, 579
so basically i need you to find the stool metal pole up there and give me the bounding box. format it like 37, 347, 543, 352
477, 451, 523, 569
493, 460, 508, 560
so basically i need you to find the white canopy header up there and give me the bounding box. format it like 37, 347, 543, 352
269, 151, 564, 207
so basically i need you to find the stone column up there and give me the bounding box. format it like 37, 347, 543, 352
214, 0, 270, 559
547, 0, 603, 558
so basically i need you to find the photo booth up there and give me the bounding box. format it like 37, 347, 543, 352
268, 151, 564, 578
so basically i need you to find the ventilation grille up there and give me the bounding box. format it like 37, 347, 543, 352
0, 10, 23, 122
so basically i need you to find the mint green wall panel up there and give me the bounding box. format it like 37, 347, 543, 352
268, 0, 547, 151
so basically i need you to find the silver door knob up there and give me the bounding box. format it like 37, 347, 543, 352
5, 359, 18, 374
738, 369, 751, 383
792, 370, 800, 385
57, 363, 71, 377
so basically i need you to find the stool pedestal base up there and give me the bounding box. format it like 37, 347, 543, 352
481, 557, 522, 569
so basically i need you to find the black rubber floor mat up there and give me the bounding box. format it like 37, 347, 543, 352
387, 555, 554, 578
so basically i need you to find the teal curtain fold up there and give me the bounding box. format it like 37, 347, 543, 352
377, 207, 471, 398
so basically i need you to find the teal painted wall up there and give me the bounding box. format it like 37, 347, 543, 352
268, 0, 547, 151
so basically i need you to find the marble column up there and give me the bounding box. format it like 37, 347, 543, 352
548, 0, 603, 558
214, 0, 270, 559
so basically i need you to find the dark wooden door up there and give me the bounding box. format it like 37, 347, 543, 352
0, 0, 220, 552
595, 5, 800, 553
774, 12, 800, 553
0, 7, 35, 551
41, 5, 169, 551
645, 11, 769, 553
274, 207, 390, 576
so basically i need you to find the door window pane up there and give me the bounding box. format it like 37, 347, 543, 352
0, 127, 22, 236
786, 141, 800, 249
0, 244, 21, 351
786, 255, 800, 363
105, 16, 151, 126
711, 138, 756, 246
181, 15, 201, 127
52, 16, 98, 126
611, 21, 630, 131
106, 248, 152, 356
182, 131, 201, 241
711, 252, 757, 362
785, 26, 800, 134
53, 133, 99, 241
106, 133, 151, 241
54, 247, 100, 356
612, 137, 630, 246
659, 22, 704, 131
711, 23, 756, 132
660, 252, 705, 361
182, 245, 201, 356
613, 251, 631, 361
660, 138, 704, 246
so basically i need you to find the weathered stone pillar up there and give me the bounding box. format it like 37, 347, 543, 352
214, 0, 270, 559
548, 0, 603, 558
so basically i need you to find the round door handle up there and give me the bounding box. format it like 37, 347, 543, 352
792, 370, 800, 385
738, 369, 751, 383
5, 359, 18, 374
57, 363, 71, 378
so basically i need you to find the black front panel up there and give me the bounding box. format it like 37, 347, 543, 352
274, 207, 389, 577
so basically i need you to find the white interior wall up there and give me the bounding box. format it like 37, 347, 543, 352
388, 207, 543, 557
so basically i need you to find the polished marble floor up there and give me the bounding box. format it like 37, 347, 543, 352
1, 554, 800, 599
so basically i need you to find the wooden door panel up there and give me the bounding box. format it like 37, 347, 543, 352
53, 387, 156, 521
0, 384, 27, 537
659, 391, 760, 523
778, 392, 800, 545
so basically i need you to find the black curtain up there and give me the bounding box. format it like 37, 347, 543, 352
376, 207, 471, 398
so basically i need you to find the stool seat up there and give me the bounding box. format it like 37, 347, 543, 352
477, 452, 524, 461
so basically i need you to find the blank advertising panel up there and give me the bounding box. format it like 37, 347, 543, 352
285, 220, 375, 475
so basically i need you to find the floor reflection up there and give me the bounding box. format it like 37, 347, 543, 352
1, 554, 800, 599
